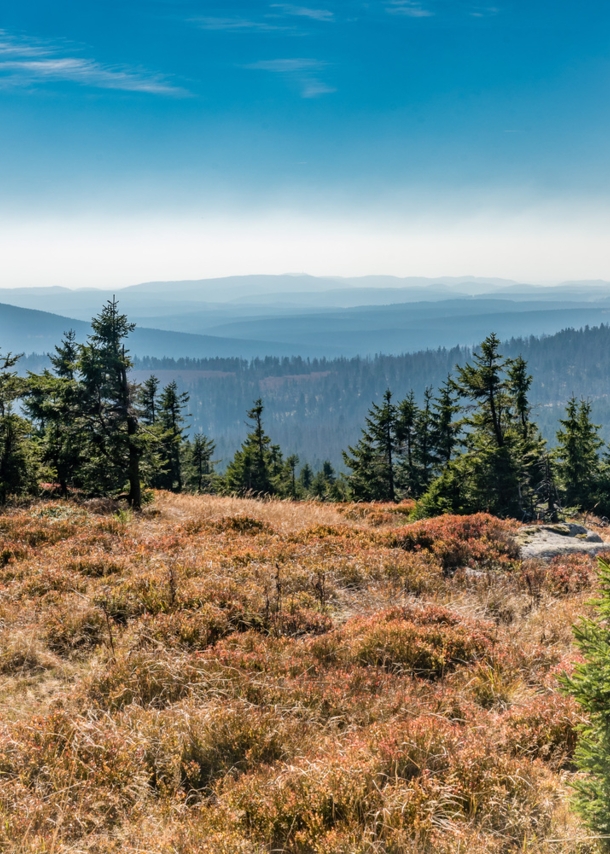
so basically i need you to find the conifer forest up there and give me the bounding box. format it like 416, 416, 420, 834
5, 299, 610, 522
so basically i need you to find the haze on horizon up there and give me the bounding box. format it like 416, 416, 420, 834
3, 1, 610, 288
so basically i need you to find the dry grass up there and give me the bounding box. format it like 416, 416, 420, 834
0, 493, 602, 853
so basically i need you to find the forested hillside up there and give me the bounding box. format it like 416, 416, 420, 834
110, 325, 610, 469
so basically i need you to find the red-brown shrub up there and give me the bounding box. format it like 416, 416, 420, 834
341, 605, 495, 677
389, 513, 519, 571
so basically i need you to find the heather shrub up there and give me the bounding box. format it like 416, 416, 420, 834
445, 741, 551, 836
87, 650, 208, 709
503, 693, 581, 767
467, 659, 523, 709
544, 553, 597, 596
215, 515, 271, 535
0, 495, 594, 851
94, 575, 174, 621
342, 605, 495, 677
139, 702, 302, 799
372, 714, 460, 780
133, 607, 233, 650
21, 565, 87, 597
43, 601, 107, 656
0, 710, 148, 837
0, 634, 52, 674
339, 501, 416, 526
67, 556, 125, 577
389, 513, 518, 572
0, 514, 77, 547
383, 550, 444, 595
278, 606, 333, 637
220, 727, 552, 852
222, 751, 384, 850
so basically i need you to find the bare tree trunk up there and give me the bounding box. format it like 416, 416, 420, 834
127, 412, 141, 510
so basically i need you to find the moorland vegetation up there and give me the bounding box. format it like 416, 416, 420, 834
0, 492, 602, 853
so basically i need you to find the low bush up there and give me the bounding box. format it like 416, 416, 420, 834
389, 513, 519, 572
341, 605, 495, 677
43, 601, 108, 656
503, 693, 581, 767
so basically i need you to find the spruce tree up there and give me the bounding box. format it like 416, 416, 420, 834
156, 381, 190, 492
311, 460, 342, 500
430, 377, 461, 471
186, 433, 216, 494
26, 331, 84, 497
76, 299, 143, 508
564, 557, 610, 845
395, 391, 419, 497
418, 335, 545, 518
286, 454, 299, 499
555, 396, 603, 510
138, 375, 160, 425
413, 386, 434, 494
299, 462, 314, 493
507, 355, 532, 440
0, 352, 38, 504
343, 389, 398, 501
223, 399, 277, 496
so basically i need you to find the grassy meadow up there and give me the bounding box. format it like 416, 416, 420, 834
0, 494, 603, 853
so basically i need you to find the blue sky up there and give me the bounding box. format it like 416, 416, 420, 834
2, 1, 610, 286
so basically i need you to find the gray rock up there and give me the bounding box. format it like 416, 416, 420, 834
516, 523, 607, 560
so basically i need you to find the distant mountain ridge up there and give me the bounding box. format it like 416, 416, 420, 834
1, 274, 609, 321
1, 275, 610, 359
0, 302, 329, 359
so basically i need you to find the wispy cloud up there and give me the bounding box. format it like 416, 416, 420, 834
245, 57, 335, 98
194, 17, 287, 32
386, 1, 433, 17
0, 33, 49, 58
0, 30, 184, 95
469, 6, 499, 16
271, 4, 335, 22
247, 58, 324, 72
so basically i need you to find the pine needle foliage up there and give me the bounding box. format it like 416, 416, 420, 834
564, 556, 610, 847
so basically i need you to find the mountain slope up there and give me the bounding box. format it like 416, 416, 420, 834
0, 303, 333, 359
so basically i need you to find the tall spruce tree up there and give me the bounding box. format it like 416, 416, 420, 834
430, 377, 461, 472
299, 462, 314, 493
156, 381, 190, 492
343, 389, 398, 501
507, 356, 532, 440
286, 454, 299, 499
26, 331, 83, 497
413, 386, 434, 494
0, 352, 38, 504
223, 399, 277, 496
555, 397, 603, 510
395, 390, 419, 497
138, 375, 160, 425
185, 433, 217, 494
76, 299, 143, 508
418, 335, 544, 518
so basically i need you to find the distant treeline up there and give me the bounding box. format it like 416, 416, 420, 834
4, 304, 610, 518
19, 325, 610, 471
131, 326, 610, 468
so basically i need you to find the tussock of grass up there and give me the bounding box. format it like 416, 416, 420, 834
0, 493, 600, 852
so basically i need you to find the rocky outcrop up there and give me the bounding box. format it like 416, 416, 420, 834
517, 523, 609, 560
